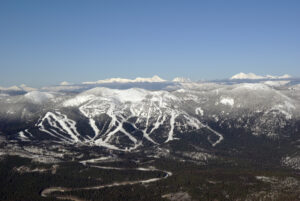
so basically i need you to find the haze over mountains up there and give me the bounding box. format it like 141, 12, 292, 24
0, 73, 295, 93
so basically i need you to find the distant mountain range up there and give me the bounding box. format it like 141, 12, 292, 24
230, 72, 291, 80
1, 72, 300, 201
0, 73, 296, 93
1, 73, 300, 171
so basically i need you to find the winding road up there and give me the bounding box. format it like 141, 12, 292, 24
40, 162, 172, 201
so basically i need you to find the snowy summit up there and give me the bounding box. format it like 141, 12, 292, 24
230, 72, 291, 80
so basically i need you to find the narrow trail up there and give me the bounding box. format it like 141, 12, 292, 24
40, 162, 172, 201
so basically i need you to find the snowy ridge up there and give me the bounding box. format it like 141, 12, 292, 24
263, 80, 290, 87
70, 87, 208, 150
8, 77, 300, 152
0, 84, 36, 92
230, 72, 291, 80
24, 91, 54, 104
17, 86, 227, 151
82, 75, 166, 84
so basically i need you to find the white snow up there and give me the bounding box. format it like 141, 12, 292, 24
18, 131, 29, 141
88, 118, 100, 138
284, 100, 296, 110
63, 94, 95, 107
184, 115, 202, 129
149, 112, 166, 135
0, 85, 36, 92
172, 77, 191, 82
24, 91, 54, 104
77, 99, 140, 151
195, 107, 204, 116
38, 112, 80, 142
67, 87, 149, 104
52, 85, 226, 149
271, 101, 295, 119
82, 75, 166, 84
141, 102, 158, 144
94, 138, 121, 151
165, 111, 177, 142
176, 89, 186, 93
230, 72, 264, 80
266, 74, 291, 79
255, 176, 277, 183
230, 72, 291, 80
234, 83, 270, 91
98, 88, 147, 103
220, 97, 234, 106
263, 80, 290, 87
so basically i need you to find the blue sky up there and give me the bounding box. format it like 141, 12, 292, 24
0, 0, 300, 87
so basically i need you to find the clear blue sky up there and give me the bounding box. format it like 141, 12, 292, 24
0, 0, 299, 87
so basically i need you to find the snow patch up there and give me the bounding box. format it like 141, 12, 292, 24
63, 94, 95, 107
18, 131, 29, 141
195, 107, 204, 116
165, 111, 177, 142
220, 97, 234, 106
24, 91, 54, 104
271, 101, 295, 119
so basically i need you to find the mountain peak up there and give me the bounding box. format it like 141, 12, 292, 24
230, 73, 264, 80
230, 72, 291, 80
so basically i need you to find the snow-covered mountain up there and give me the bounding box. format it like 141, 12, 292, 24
1, 75, 300, 174
1, 77, 300, 154
0, 84, 36, 92
230, 72, 291, 80
82, 75, 166, 84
